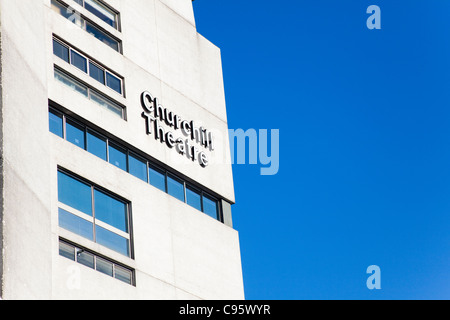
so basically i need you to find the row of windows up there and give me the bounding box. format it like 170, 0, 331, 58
51, 0, 121, 52
54, 67, 125, 119
72, 0, 119, 30
49, 107, 222, 222
53, 37, 123, 95
58, 170, 131, 257
59, 240, 134, 285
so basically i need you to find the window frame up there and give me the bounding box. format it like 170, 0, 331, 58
51, 0, 122, 53
57, 168, 133, 258
59, 239, 135, 286
53, 36, 124, 96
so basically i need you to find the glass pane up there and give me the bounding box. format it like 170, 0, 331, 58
96, 257, 113, 277
186, 187, 202, 211
106, 72, 122, 94
76, 249, 95, 269
108, 144, 127, 171
86, 21, 119, 52
94, 189, 128, 232
96, 225, 129, 257
148, 166, 166, 192
59, 208, 94, 240
70, 50, 88, 73
115, 266, 132, 285
59, 241, 75, 261
66, 120, 85, 149
84, 0, 117, 28
87, 130, 107, 161
49, 110, 63, 138
203, 195, 218, 220
51, 0, 84, 27
89, 62, 105, 84
54, 68, 88, 97
129, 153, 147, 182
90, 90, 123, 118
53, 39, 69, 62
58, 172, 93, 216
167, 175, 185, 202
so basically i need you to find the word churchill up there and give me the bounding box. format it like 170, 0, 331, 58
141, 91, 214, 167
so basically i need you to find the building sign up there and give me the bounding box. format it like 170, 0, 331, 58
141, 91, 214, 167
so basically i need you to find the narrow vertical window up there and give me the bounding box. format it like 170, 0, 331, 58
49, 109, 64, 138
186, 186, 202, 211
108, 143, 127, 171
203, 195, 219, 220
148, 166, 166, 192
128, 153, 148, 182
167, 175, 185, 202
66, 120, 86, 150
87, 130, 107, 161
70, 50, 88, 73
53, 39, 69, 63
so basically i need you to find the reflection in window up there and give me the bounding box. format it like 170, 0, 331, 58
71, 50, 88, 73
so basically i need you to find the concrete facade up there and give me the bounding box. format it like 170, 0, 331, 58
0, 0, 244, 300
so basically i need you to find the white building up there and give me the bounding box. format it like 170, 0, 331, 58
0, 0, 244, 300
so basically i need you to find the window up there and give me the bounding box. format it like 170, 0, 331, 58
108, 143, 127, 171
58, 170, 131, 257
59, 240, 134, 285
167, 175, 185, 202
70, 50, 88, 73
49, 109, 64, 138
66, 119, 86, 150
129, 153, 148, 182
53, 39, 69, 63
54, 67, 124, 118
73, 0, 119, 30
87, 130, 107, 161
148, 165, 166, 192
50, 107, 224, 223
186, 186, 202, 211
51, 0, 121, 52
53, 37, 124, 96
89, 62, 105, 84
203, 195, 219, 220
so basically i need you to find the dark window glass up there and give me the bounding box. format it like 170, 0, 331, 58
87, 130, 107, 161
186, 186, 202, 211
66, 120, 85, 149
86, 22, 119, 51
76, 249, 95, 269
53, 39, 69, 62
108, 144, 127, 171
115, 265, 132, 285
59, 208, 94, 240
106, 72, 122, 94
49, 110, 63, 138
70, 50, 88, 73
96, 225, 129, 257
94, 189, 128, 232
59, 242, 75, 261
96, 257, 114, 277
203, 195, 218, 220
58, 171, 92, 216
148, 166, 166, 192
89, 62, 105, 84
167, 175, 185, 202
129, 153, 147, 182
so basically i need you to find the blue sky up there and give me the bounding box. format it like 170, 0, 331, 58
193, 0, 450, 300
